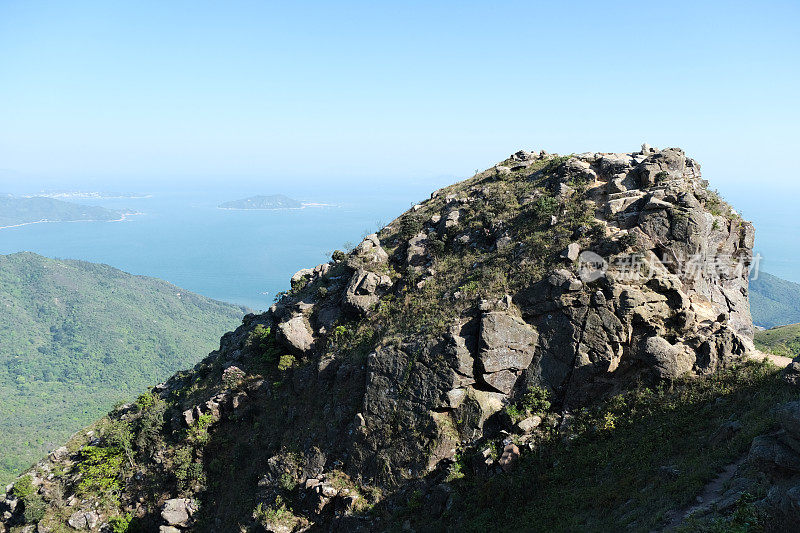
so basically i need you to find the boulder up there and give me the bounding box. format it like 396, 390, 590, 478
290, 268, 314, 287
498, 443, 520, 472
479, 312, 538, 394
639, 336, 693, 380
777, 401, 800, 441
343, 269, 391, 316
276, 314, 314, 353
407, 232, 428, 266
161, 498, 196, 526
635, 147, 686, 188
561, 243, 580, 262
598, 153, 634, 175
352, 234, 388, 264
517, 415, 543, 434
67, 511, 99, 530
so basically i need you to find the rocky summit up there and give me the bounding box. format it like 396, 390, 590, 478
1, 146, 773, 532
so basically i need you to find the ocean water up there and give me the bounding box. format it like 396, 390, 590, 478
0, 178, 452, 311
722, 185, 800, 285
0, 177, 797, 313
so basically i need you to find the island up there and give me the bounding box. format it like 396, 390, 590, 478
0, 196, 125, 229
219, 194, 303, 210
32, 191, 151, 200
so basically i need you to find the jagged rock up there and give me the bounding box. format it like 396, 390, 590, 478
352, 234, 388, 265
517, 415, 542, 434
343, 269, 391, 316
479, 312, 538, 394
2, 146, 760, 532
639, 336, 694, 380
561, 243, 580, 262
161, 498, 196, 526
291, 268, 314, 287
749, 433, 800, 473
777, 401, 800, 441
67, 511, 99, 530
599, 153, 634, 174
442, 207, 461, 230
49, 446, 69, 461
159, 527, 181, 533
635, 147, 686, 187
407, 232, 428, 266
498, 443, 520, 471
785, 357, 800, 385
276, 314, 314, 353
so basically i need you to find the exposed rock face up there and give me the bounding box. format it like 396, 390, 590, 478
343, 269, 391, 316
1, 146, 756, 532
478, 312, 538, 394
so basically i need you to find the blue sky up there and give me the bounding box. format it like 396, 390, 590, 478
0, 0, 798, 187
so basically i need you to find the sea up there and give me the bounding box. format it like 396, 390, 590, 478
0, 177, 797, 311
0, 176, 454, 311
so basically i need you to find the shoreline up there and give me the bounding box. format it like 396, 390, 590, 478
0, 212, 142, 231
218, 202, 337, 211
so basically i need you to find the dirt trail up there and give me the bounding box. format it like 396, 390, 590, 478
662, 456, 747, 530
750, 349, 793, 368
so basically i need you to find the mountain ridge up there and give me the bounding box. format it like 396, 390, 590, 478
0, 252, 249, 486
7, 146, 800, 532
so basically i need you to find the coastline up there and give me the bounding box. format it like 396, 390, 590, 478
218, 202, 337, 211
0, 212, 142, 231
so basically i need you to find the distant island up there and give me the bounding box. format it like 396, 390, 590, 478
219, 194, 303, 210
31, 190, 151, 200
0, 196, 128, 229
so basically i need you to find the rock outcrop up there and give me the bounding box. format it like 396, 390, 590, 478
1, 146, 757, 532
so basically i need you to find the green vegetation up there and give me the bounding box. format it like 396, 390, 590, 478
76, 446, 126, 503
750, 272, 800, 328
319, 157, 600, 350
755, 323, 800, 359
0, 196, 122, 227
0, 252, 248, 485
407, 360, 798, 532
505, 386, 551, 422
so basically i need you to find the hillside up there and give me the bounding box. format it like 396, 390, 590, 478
755, 323, 800, 359
749, 272, 800, 328
6, 146, 797, 532
0, 197, 123, 228
0, 252, 248, 486
219, 194, 302, 210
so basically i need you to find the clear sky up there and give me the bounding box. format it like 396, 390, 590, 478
0, 0, 798, 187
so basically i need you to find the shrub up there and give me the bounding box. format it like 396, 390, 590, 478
135, 392, 157, 411
173, 445, 204, 491
12, 474, 35, 499
279, 472, 297, 491
134, 397, 166, 452
22, 493, 46, 523
331, 250, 346, 262
76, 446, 126, 502
188, 413, 216, 446
521, 386, 551, 414
105, 419, 135, 466
399, 215, 423, 239
277, 355, 296, 371
109, 513, 138, 533
532, 196, 559, 218
250, 325, 282, 365
11, 475, 46, 523
429, 239, 446, 257
222, 366, 246, 389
